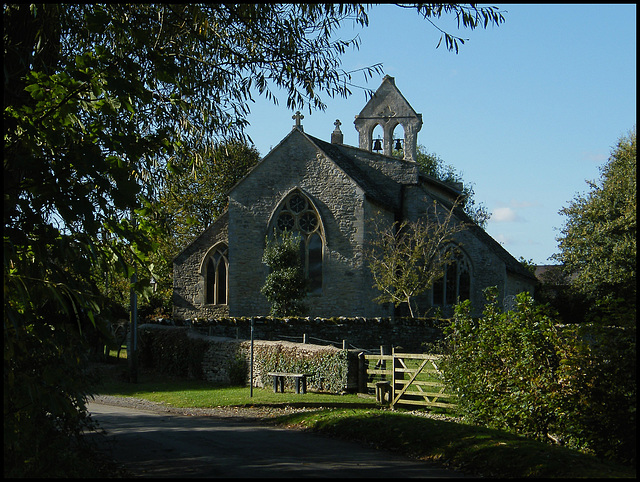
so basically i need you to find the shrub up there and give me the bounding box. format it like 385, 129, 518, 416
441, 287, 560, 440
553, 323, 636, 464
441, 287, 636, 465
138, 327, 208, 379
227, 354, 248, 386
261, 230, 307, 316
4, 314, 103, 477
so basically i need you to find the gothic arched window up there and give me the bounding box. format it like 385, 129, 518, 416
272, 191, 324, 294
432, 247, 471, 306
205, 245, 228, 305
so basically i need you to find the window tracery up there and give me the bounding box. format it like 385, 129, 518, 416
433, 247, 471, 306
205, 245, 228, 305
273, 191, 324, 294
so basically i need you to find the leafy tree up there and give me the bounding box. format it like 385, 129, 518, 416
415, 147, 491, 228
367, 198, 467, 317
553, 128, 636, 324
535, 265, 589, 324
125, 139, 262, 320
161, 139, 261, 250
3, 4, 505, 475
261, 230, 308, 317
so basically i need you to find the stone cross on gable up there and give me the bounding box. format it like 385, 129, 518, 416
331, 119, 343, 145
292, 111, 304, 131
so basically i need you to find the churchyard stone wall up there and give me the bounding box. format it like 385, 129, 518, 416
138, 324, 361, 392
155, 316, 445, 354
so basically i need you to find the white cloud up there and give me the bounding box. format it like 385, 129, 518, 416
490, 199, 535, 223
580, 151, 607, 164
493, 207, 519, 223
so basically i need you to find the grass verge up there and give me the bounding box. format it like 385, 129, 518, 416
272, 408, 634, 478
92, 365, 635, 478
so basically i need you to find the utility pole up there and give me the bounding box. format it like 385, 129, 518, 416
128, 271, 138, 383
250, 318, 254, 397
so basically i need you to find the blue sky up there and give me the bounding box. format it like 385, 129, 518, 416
244, 4, 636, 266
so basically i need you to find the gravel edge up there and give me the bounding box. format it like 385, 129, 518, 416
89, 394, 463, 424
89, 394, 320, 421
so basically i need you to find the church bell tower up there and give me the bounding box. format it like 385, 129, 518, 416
354, 76, 423, 162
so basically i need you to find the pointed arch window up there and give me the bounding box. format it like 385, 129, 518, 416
272, 191, 324, 294
433, 247, 471, 306
205, 245, 228, 305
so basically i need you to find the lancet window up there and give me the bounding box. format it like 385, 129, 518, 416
432, 247, 471, 306
205, 244, 228, 305
272, 191, 324, 294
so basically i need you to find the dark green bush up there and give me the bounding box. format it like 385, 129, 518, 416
554, 323, 636, 464
227, 354, 248, 386
261, 230, 307, 316
4, 314, 103, 477
138, 328, 208, 379
441, 287, 560, 440
441, 287, 636, 465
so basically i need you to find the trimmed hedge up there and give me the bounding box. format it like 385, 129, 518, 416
138, 326, 209, 379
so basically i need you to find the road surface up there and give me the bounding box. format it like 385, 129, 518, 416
86, 402, 468, 478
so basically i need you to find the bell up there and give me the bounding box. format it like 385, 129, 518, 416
373, 138, 382, 151
394, 138, 403, 150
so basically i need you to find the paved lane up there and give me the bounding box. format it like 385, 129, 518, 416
86, 402, 468, 478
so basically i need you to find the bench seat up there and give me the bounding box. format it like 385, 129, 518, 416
267, 372, 312, 394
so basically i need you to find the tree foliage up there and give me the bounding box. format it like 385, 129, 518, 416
553, 128, 636, 323
442, 289, 561, 439
367, 198, 467, 317
441, 288, 636, 464
261, 230, 308, 317
160, 139, 261, 250
398, 3, 506, 53
415, 146, 491, 228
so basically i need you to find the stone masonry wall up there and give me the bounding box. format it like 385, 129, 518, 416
138, 324, 355, 391
185, 316, 445, 354
228, 130, 383, 318
173, 212, 230, 320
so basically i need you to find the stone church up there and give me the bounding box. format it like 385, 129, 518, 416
172, 76, 536, 320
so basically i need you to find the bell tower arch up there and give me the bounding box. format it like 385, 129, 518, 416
354, 76, 423, 162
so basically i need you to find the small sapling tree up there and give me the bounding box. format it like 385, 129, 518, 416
367, 198, 466, 317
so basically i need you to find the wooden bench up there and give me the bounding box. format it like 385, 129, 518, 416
267, 372, 311, 394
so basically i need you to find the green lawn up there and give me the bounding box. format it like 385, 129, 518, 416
93, 366, 635, 478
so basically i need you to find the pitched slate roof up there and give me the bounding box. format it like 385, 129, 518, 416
305, 133, 406, 212
304, 132, 536, 281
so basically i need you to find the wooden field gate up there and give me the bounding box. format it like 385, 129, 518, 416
361, 352, 456, 410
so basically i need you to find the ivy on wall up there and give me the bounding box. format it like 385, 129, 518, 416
137, 326, 351, 393
253, 344, 348, 393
